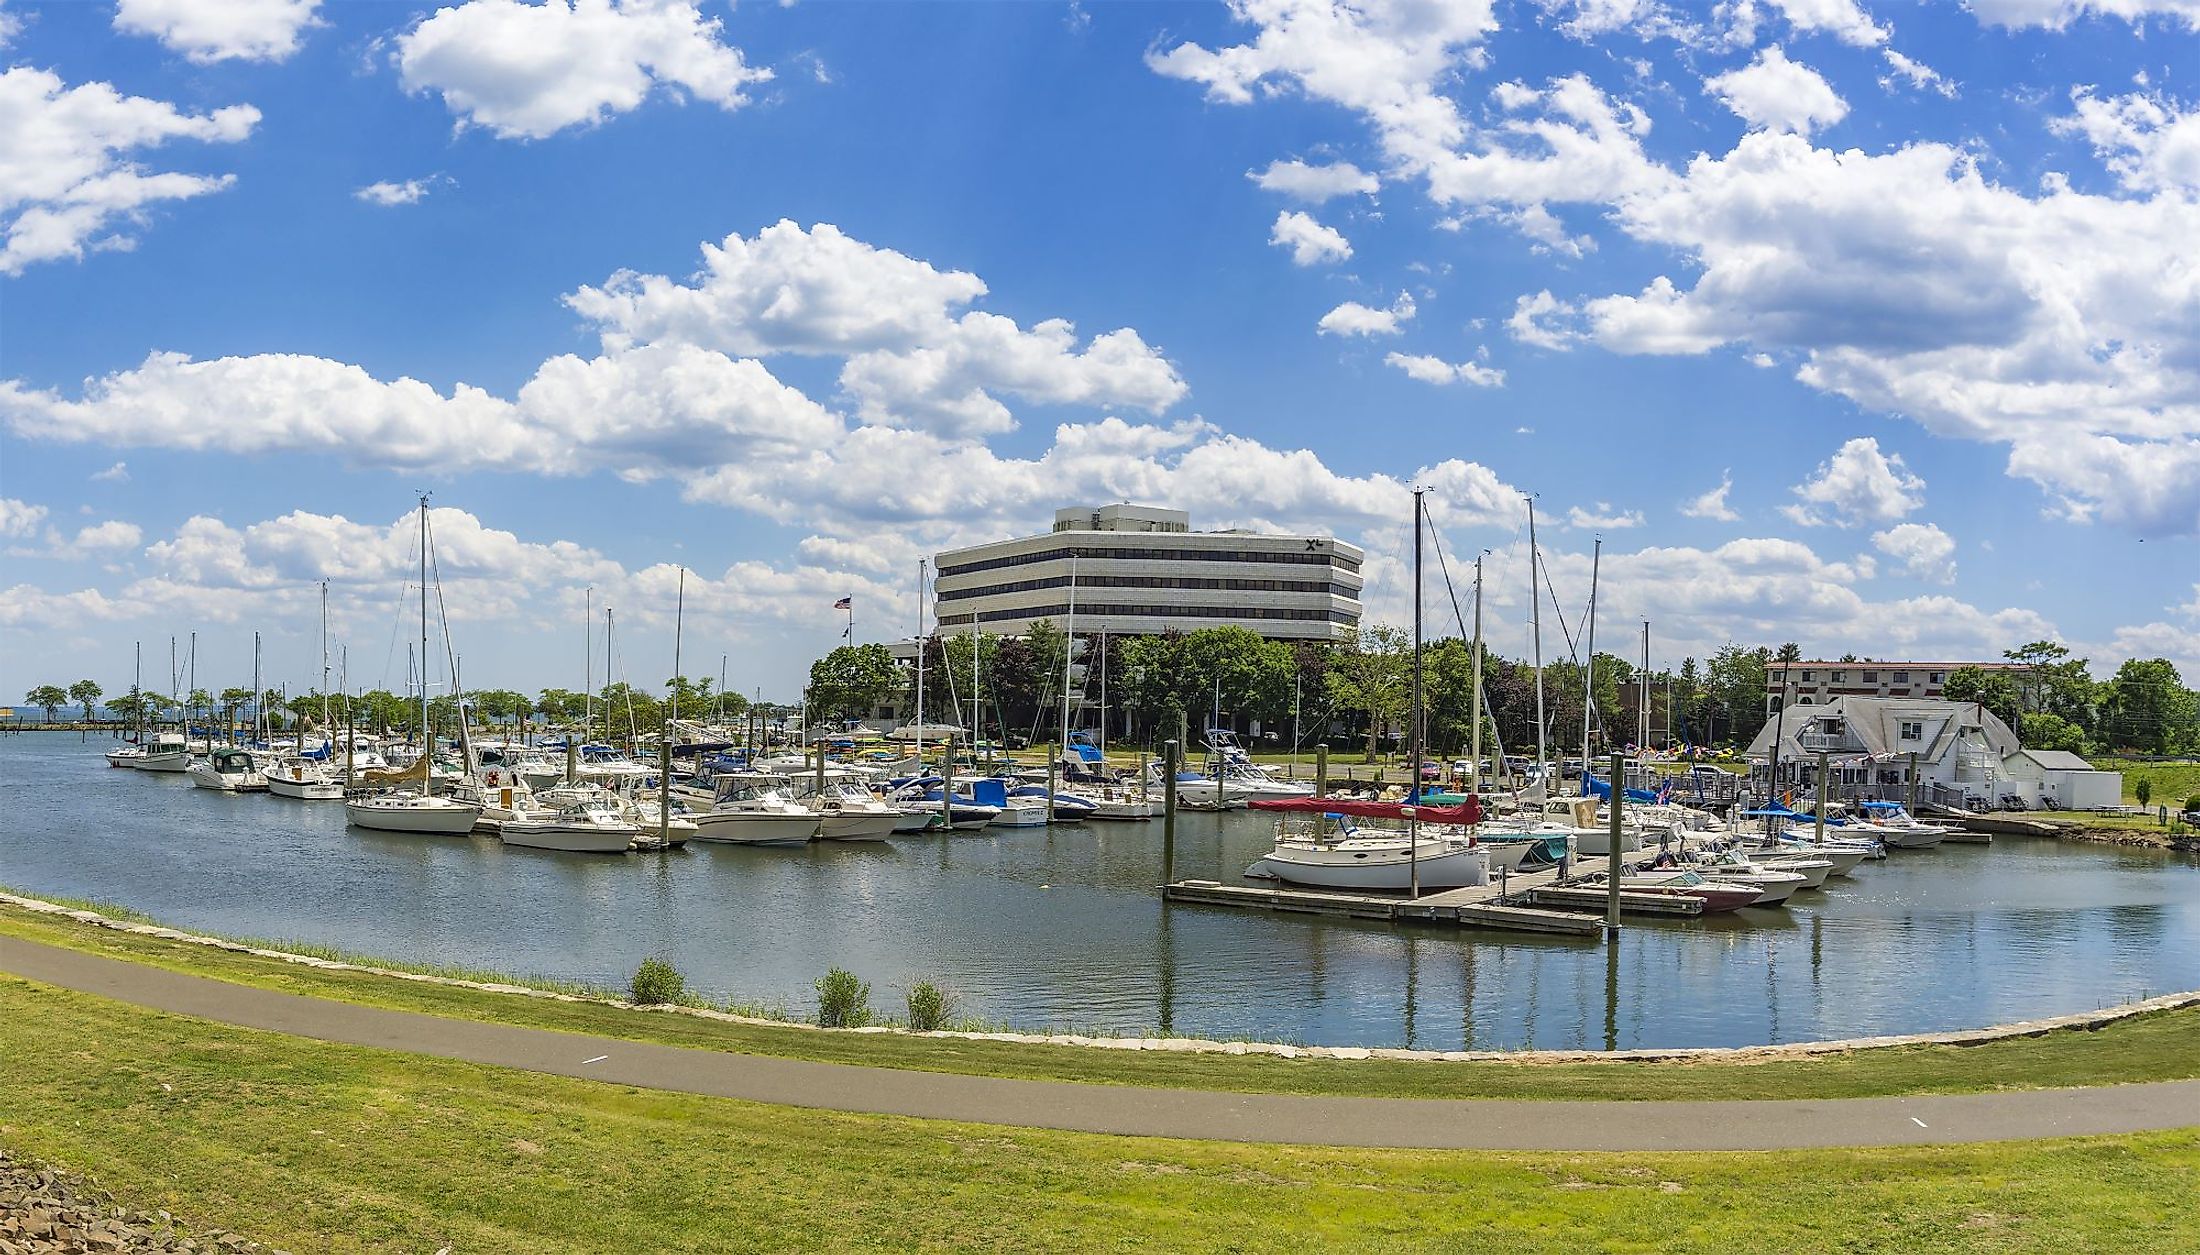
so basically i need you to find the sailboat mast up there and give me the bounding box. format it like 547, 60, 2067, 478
584, 587, 593, 740
1409, 488, 1425, 898
913, 558, 928, 763
1059, 555, 1076, 763
970, 610, 981, 762
1641, 621, 1651, 754
1582, 537, 1601, 784
320, 581, 330, 732
187, 631, 196, 740
418, 496, 429, 750
1527, 497, 1546, 787
251, 631, 261, 745
133, 641, 142, 743
1470, 553, 1484, 796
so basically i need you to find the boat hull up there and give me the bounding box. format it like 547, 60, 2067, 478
1878, 829, 1946, 850
988, 803, 1051, 828
265, 772, 344, 800
345, 800, 484, 835
690, 812, 818, 845
1249, 844, 1490, 891
187, 766, 266, 792
135, 752, 191, 773
498, 824, 636, 853
818, 811, 900, 841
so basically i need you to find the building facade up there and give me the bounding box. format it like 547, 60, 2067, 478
931, 505, 1364, 642
1742, 694, 2120, 810
1764, 660, 2032, 707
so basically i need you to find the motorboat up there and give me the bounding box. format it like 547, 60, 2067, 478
135, 732, 192, 773
105, 744, 146, 768
1580, 869, 1764, 913
690, 773, 821, 846
264, 753, 345, 800
1244, 796, 1491, 891
344, 789, 485, 835
1145, 763, 1251, 807
1738, 852, 1835, 889
498, 800, 638, 853
885, 778, 1000, 830
1683, 855, 1809, 906
988, 797, 1052, 828
1852, 801, 1950, 849
798, 779, 903, 841
189, 747, 269, 792
1005, 784, 1099, 822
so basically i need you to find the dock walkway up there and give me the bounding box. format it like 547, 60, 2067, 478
1162, 861, 1706, 938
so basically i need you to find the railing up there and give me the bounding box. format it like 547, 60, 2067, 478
1797, 732, 1852, 752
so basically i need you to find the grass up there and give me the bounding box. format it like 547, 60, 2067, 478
2094, 758, 2200, 812
8, 900, 2200, 1105
5, 974, 2199, 1253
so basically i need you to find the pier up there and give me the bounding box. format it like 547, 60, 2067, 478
1161, 860, 1711, 939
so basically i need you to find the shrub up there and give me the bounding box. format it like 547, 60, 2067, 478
2135, 778, 2153, 807
2186, 795, 2200, 815
816, 967, 872, 1028
630, 956, 685, 1006
907, 980, 954, 1032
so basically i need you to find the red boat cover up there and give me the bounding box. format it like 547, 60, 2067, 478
1250, 796, 1484, 824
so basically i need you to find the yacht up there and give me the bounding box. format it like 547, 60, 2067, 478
344, 790, 485, 835
1577, 868, 1764, 913
1851, 801, 1950, 849
1247, 815, 1490, 891
689, 773, 820, 846
105, 743, 147, 768
135, 732, 192, 773
189, 747, 269, 792
797, 778, 903, 841
264, 753, 345, 800
498, 799, 638, 853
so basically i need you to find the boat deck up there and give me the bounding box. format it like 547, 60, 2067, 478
1161, 860, 1710, 938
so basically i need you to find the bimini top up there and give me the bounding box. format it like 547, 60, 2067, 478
1251, 796, 1483, 824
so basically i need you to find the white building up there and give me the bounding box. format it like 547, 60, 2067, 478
1763, 659, 2031, 707
1742, 695, 2122, 810
931, 505, 1364, 642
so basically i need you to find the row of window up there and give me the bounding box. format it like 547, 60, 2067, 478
935, 602, 1361, 626
937, 544, 1361, 579
937, 573, 1362, 602
1793, 669, 1944, 685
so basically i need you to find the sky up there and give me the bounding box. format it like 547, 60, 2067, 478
2, 0, 2198, 708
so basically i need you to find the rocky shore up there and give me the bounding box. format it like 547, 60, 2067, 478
0, 1151, 278, 1255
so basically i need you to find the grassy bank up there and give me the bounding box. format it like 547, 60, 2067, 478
5, 975, 2199, 1253
8, 900, 2200, 1104
2095, 758, 2200, 811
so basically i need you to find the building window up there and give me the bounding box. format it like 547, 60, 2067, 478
1892, 671, 1908, 683
1861, 670, 1876, 682
1929, 671, 1944, 684
1900, 720, 1923, 740
1800, 669, 1813, 681
1831, 670, 1845, 683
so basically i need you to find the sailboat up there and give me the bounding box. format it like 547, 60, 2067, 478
345, 497, 483, 837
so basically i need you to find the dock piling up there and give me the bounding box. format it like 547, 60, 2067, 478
1162, 738, 1178, 885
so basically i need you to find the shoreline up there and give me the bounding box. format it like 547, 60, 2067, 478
8, 887, 2196, 1067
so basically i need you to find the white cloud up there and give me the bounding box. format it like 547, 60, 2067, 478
1964, 0, 2200, 30
2054, 88, 2200, 194
1879, 50, 1955, 98
0, 66, 259, 274
1425, 75, 1671, 213
90, 461, 129, 483
1250, 158, 1378, 201
1783, 437, 1926, 527
1705, 46, 1848, 136
1681, 471, 1740, 521
394, 0, 771, 140
1872, 521, 1956, 583
1758, 0, 1887, 45
1566, 503, 1645, 529
0, 497, 47, 538
113, 0, 319, 63
354, 175, 451, 207
1506, 289, 1580, 349
1269, 209, 1353, 266
1383, 350, 1504, 386
1317, 293, 1415, 337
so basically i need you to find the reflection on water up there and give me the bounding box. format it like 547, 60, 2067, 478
5, 732, 2199, 1050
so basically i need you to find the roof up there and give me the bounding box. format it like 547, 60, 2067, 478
1762, 660, 2029, 672
2012, 749, 2099, 771
1742, 694, 2021, 764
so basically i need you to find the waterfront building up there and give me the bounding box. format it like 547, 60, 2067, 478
1763, 659, 2032, 707
1742, 695, 2121, 810
931, 505, 1363, 642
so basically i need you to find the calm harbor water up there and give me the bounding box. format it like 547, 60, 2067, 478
5, 731, 2198, 1051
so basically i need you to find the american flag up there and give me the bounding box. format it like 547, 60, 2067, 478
833, 596, 851, 610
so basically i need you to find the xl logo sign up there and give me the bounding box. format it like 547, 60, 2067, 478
1304, 538, 1325, 551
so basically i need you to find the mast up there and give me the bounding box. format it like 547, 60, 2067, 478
913, 558, 928, 766
1470, 553, 1484, 797
970, 608, 981, 765
418, 496, 430, 755
187, 631, 196, 743
133, 641, 142, 744
1527, 496, 1547, 790
168, 636, 177, 732
1409, 488, 1425, 899
584, 587, 594, 741
320, 581, 331, 733
1641, 621, 1651, 755
1581, 536, 1600, 791
1059, 555, 1077, 768
251, 631, 261, 745
664, 567, 684, 842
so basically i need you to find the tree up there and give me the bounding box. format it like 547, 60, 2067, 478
1702, 643, 1770, 745
68, 680, 102, 719
107, 692, 151, 727
219, 687, 255, 737
2018, 712, 2088, 753
537, 688, 590, 729
1944, 666, 2022, 730
807, 644, 906, 723
187, 687, 213, 731
2004, 641, 2098, 731
2098, 659, 2198, 755
1327, 624, 1409, 762
24, 684, 67, 724
1775, 642, 1803, 663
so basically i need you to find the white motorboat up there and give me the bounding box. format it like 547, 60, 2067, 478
1688, 860, 1808, 906
1740, 853, 1835, 889
189, 747, 269, 792
135, 732, 192, 773
105, 744, 146, 768
1774, 830, 1881, 871
1247, 818, 1490, 891
988, 797, 1052, 828
1145, 764, 1252, 807
498, 800, 638, 853
1065, 786, 1155, 820
690, 773, 820, 845
345, 790, 485, 835
1852, 802, 1950, 849
264, 754, 345, 800
795, 779, 902, 841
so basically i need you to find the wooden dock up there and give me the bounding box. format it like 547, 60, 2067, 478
1161, 860, 1715, 937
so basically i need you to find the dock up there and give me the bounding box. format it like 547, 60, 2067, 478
1161, 860, 1707, 938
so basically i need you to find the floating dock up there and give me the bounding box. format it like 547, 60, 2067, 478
1161, 860, 1716, 938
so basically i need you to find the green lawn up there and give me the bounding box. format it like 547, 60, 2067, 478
5, 974, 2199, 1253
2096, 758, 2200, 811
9, 901, 2200, 1105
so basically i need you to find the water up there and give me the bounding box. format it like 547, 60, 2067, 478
6, 731, 2198, 1050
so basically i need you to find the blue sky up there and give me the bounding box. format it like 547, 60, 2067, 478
3, 0, 2197, 706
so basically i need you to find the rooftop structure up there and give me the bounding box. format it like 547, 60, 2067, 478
1763, 659, 2032, 706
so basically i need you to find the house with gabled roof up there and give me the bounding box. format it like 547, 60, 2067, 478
1741, 695, 2119, 809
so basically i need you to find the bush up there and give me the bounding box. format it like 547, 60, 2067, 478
907, 980, 954, 1032
816, 967, 872, 1028
2186, 795, 2200, 815
630, 956, 685, 1006
2135, 778, 2153, 807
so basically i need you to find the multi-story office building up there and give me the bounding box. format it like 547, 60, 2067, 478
932, 505, 1363, 641
1764, 660, 2032, 707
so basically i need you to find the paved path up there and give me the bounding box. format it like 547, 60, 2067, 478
7, 934, 2198, 1152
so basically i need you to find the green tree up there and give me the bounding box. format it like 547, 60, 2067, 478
107, 692, 151, 727
1181, 626, 1296, 734
807, 644, 907, 723
187, 687, 213, 730
1945, 665, 2023, 730
2098, 659, 2198, 755
2019, 711, 2089, 753
1327, 624, 1409, 762
536, 688, 590, 729
218, 687, 255, 737
1702, 643, 1770, 745
67, 680, 102, 719
23, 684, 67, 724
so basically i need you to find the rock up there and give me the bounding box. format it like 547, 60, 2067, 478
0, 1149, 262, 1253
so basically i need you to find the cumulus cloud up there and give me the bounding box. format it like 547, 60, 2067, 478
1755, 0, 1887, 45
1318, 293, 1415, 337
0, 66, 259, 274
1506, 289, 1580, 349
1879, 50, 1955, 98
1566, 503, 1645, 529
113, 0, 319, 63
1964, 0, 2200, 30
1250, 158, 1379, 201
1783, 437, 1926, 527
1383, 350, 1504, 386
90, 461, 129, 483
354, 175, 452, 207
1705, 46, 1848, 136
0, 497, 47, 538
2055, 88, 2200, 194
394, 0, 771, 140
1872, 521, 1956, 583
1681, 471, 1740, 521
1269, 209, 1353, 265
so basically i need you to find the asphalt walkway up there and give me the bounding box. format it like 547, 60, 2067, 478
7, 933, 2197, 1152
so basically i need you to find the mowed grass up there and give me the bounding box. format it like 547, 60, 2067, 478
6, 976, 2200, 1254
2098, 759, 2200, 811
9, 902, 2200, 1104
